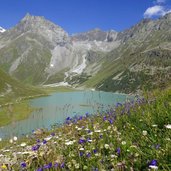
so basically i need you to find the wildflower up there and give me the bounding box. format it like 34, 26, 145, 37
65, 141, 74, 145
60, 162, 65, 168
107, 126, 111, 130
66, 117, 71, 121
37, 168, 43, 171
21, 162, 26, 168
116, 147, 121, 155
99, 135, 103, 139
9, 139, 13, 143
142, 130, 147, 136
86, 152, 91, 158
0, 138, 2, 141
51, 132, 55, 136
44, 163, 52, 169
149, 160, 158, 169
104, 144, 109, 149
93, 149, 97, 154
43, 139, 47, 144
109, 118, 113, 124
111, 154, 117, 158
75, 163, 80, 169
79, 152, 84, 156
20, 142, 27, 147
83, 165, 88, 170
1, 164, 7, 169
37, 139, 40, 143
165, 124, 171, 129
54, 163, 58, 168
121, 141, 126, 145
87, 137, 92, 142
44, 136, 52, 141
32, 144, 40, 151
103, 116, 107, 121
94, 130, 101, 133
152, 124, 158, 127
79, 138, 86, 144
13, 136, 17, 141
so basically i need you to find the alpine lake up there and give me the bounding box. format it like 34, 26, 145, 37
0, 91, 133, 138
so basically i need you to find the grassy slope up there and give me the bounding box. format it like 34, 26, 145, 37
0, 68, 45, 104
0, 88, 170, 170
82, 31, 171, 93
0, 101, 33, 126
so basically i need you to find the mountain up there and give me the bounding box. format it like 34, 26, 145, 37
83, 15, 171, 92
0, 26, 6, 33
0, 13, 119, 85
0, 13, 171, 93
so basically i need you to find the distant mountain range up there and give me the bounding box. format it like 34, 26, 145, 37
0, 13, 171, 94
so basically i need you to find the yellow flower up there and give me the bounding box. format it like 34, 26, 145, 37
1, 164, 7, 169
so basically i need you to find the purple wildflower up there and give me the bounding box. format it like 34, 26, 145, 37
103, 116, 107, 121
54, 162, 58, 168
37, 168, 43, 171
60, 162, 65, 168
87, 137, 92, 142
51, 132, 55, 136
87, 130, 91, 133
79, 152, 84, 157
85, 112, 89, 117
43, 139, 47, 144
79, 138, 86, 144
86, 152, 91, 158
32, 144, 40, 151
79, 116, 83, 120
36, 139, 40, 143
66, 117, 71, 121
149, 159, 157, 166
43, 163, 52, 169
109, 118, 113, 124
93, 149, 97, 154
21, 162, 26, 168
116, 147, 121, 155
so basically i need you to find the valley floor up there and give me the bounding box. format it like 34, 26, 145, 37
0, 88, 170, 170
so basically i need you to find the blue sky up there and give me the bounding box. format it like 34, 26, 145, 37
0, 0, 171, 34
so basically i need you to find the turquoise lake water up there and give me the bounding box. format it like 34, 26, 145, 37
0, 91, 132, 138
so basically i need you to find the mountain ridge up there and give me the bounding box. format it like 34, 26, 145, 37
0, 13, 171, 93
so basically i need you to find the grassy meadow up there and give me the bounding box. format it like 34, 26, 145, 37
0, 88, 170, 170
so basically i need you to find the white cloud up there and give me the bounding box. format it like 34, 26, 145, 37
144, 5, 166, 18
156, 0, 166, 3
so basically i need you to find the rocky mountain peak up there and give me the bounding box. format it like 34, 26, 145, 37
11, 14, 70, 46
72, 28, 118, 42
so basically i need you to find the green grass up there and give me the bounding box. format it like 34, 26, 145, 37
0, 88, 170, 170
0, 101, 33, 126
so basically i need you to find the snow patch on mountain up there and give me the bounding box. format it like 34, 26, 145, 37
0, 27, 6, 33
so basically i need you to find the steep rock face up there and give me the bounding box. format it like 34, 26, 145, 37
71, 28, 118, 42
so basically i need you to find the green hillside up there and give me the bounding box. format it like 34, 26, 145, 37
0, 68, 44, 104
